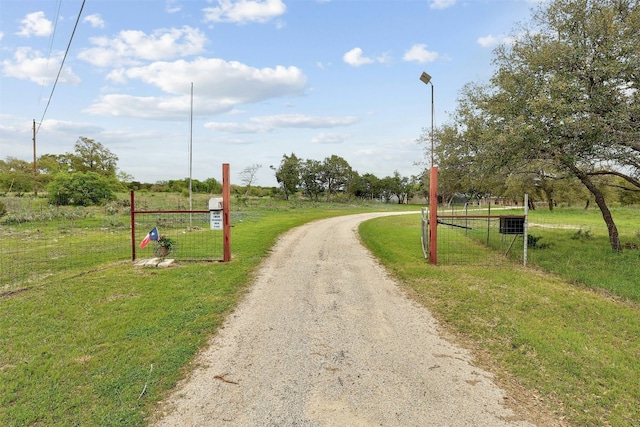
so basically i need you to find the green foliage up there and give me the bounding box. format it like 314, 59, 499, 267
300, 158, 324, 201
432, 0, 640, 250
47, 172, 121, 206
321, 154, 353, 201
154, 235, 177, 257
526, 234, 550, 249
571, 228, 593, 241
71, 137, 119, 177
0, 201, 6, 218
0, 158, 35, 192
272, 153, 301, 200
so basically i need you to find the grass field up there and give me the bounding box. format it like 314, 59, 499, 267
360, 212, 640, 426
0, 197, 413, 426
1, 196, 638, 426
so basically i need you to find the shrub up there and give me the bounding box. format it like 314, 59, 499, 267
47, 172, 120, 206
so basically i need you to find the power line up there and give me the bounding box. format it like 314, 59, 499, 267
37, 0, 86, 134
39, 0, 63, 103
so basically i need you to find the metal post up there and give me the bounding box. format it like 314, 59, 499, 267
130, 190, 136, 261
429, 166, 438, 265
222, 163, 231, 262
523, 193, 529, 266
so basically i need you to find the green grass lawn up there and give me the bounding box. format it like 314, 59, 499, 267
1, 199, 638, 426
360, 213, 640, 426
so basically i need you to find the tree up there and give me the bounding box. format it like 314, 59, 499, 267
0, 157, 34, 192
271, 153, 301, 200
352, 173, 382, 200
321, 155, 353, 201
300, 159, 324, 201
238, 163, 262, 195
70, 137, 119, 177
438, 0, 640, 250
47, 172, 121, 206
202, 177, 222, 194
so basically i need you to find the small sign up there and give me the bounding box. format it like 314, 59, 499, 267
209, 197, 224, 230
210, 210, 223, 230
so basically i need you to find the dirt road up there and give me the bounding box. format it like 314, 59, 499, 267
153, 212, 538, 426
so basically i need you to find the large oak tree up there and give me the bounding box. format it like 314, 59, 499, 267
436, 0, 639, 251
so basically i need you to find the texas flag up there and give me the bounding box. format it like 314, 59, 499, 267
139, 227, 159, 248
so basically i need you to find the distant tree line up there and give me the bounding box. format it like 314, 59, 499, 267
0, 136, 225, 206
271, 153, 423, 203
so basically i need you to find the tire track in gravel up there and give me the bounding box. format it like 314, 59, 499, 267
152, 212, 540, 427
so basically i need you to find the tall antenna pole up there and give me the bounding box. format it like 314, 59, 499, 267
189, 82, 194, 227
33, 119, 38, 196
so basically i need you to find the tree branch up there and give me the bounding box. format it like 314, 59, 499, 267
586, 169, 640, 190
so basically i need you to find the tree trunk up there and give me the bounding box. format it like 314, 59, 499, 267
541, 187, 554, 211
567, 163, 621, 251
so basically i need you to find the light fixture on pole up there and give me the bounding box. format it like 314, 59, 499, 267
420, 71, 438, 265
419, 71, 434, 167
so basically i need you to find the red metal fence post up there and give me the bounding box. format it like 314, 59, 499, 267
222, 163, 231, 262
429, 166, 438, 265
130, 190, 136, 261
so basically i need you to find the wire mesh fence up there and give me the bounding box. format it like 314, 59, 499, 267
133, 212, 224, 261
0, 202, 131, 293
421, 202, 640, 269
422, 206, 528, 266
1, 193, 225, 294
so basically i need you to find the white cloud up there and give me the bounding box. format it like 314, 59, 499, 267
1, 47, 80, 85
343, 48, 374, 67
477, 34, 515, 48
342, 48, 391, 67
84, 93, 230, 119
203, 0, 287, 24
83, 14, 105, 29
38, 118, 104, 135
205, 114, 359, 134
87, 58, 307, 119
430, 0, 456, 10
78, 26, 207, 67
0, 32, 4, 41
402, 44, 439, 63
165, 0, 183, 13
119, 57, 305, 96
254, 114, 358, 128
16, 11, 53, 37
311, 132, 350, 144
204, 121, 269, 133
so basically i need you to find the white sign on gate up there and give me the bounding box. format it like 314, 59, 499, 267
209, 198, 223, 230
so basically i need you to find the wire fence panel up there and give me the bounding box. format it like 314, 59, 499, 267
421, 203, 529, 266
435, 215, 526, 265
1, 193, 225, 294
133, 212, 224, 261
1, 207, 131, 293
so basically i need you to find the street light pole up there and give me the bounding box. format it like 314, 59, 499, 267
419, 71, 434, 167
420, 71, 438, 265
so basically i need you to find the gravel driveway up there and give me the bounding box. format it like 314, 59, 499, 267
152, 212, 539, 426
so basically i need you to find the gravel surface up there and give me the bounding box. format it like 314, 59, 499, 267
152, 212, 538, 426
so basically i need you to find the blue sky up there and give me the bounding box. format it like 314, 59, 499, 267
0, 0, 541, 186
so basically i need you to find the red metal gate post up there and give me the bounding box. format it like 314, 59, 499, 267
429, 166, 438, 265
130, 190, 136, 261
222, 163, 231, 262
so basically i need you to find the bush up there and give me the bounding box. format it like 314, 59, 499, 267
47, 172, 120, 206
0, 201, 6, 218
